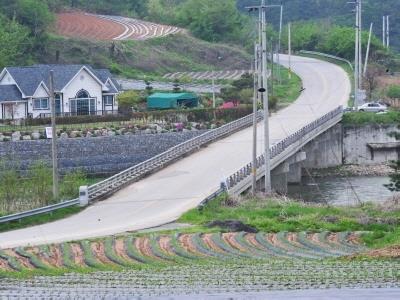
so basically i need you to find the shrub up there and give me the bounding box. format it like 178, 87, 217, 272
387, 85, 400, 99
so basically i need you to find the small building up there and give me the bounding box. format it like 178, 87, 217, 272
147, 93, 198, 110
0, 64, 120, 120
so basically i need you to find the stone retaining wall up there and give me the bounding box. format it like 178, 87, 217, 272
0, 131, 207, 175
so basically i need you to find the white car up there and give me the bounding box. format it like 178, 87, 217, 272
357, 102, 388, 113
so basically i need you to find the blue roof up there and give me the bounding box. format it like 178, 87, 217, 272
0, 85, 23, 102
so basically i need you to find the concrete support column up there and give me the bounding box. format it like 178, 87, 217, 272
271, 162, 289, 194
287, 163, 302, 184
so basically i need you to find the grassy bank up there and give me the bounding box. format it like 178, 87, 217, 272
179, 194, 400, 249
272, 64, 302, 106
342, 110, 400, 125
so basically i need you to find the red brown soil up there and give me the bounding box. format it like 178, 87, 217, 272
115, 238, 134, 262
361, 245, 400, 258
347, 233, 362, 245
57, 12, 126, 41
223, 233, 246, 252
135, 237, 161, 260
287, 233, 307, 249
0, 257, 11, 271
203, 234, 225, 254
4, 249, 34, 269
91, 242, 112, 265
27, 247, 56, 268
159, 236, 175, 256
179, 234, 205, 256
328, 233, 340, 244
245, 233, 271, 254
70, 243, 86, 267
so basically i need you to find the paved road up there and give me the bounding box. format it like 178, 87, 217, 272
0, 55, 350, 248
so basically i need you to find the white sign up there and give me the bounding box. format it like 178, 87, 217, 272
45, 127, 53, 139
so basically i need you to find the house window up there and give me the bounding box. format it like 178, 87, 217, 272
103, 95, 114, 106
33, 98, 49, 110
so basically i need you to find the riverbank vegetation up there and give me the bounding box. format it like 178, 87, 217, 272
0, 161, 99, 215
342, 111, 400, 125
179, 194, 400, 249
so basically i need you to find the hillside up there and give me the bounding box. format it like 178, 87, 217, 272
238, 0, 400, 51
41, 34, 251, 78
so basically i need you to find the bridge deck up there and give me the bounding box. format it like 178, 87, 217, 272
0, 55, 351, 248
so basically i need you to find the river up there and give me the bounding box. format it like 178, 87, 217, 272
287, 176, 395, 206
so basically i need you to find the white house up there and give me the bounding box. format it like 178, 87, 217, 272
0, 64, 120, 120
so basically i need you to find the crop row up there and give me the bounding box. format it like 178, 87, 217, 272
1, 258, 399, 298
0, 231, 365, 273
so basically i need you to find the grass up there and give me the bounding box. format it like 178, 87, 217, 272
0, 206, 83, 233
43, 34, 251, 80
179, 194, 400, 249
342, 110, 400, 125
272, 64, 302, 106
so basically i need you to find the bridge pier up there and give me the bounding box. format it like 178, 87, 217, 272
271, 162, 289, 194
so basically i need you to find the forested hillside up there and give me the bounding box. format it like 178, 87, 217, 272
238, 0, 400, 51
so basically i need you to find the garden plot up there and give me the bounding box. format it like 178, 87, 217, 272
0, 231, 365, 273
1, 259, 399, 298
56, 12, 183, 41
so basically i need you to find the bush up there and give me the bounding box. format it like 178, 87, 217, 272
25, 114, 131, 126
387, 85, 400, 99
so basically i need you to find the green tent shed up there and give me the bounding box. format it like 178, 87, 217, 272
147, 93, 199, 110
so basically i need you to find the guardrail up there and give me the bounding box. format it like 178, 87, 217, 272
0, 112, 262, 224
0, 199, 79, 224
225, 106, 343, 190
299, 50, 354, 71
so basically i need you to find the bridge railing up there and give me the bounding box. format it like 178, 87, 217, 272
0, 112, 262, 224
225, 106, 343, 190
88, 111, 262, 200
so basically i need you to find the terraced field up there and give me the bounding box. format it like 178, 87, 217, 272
163, 70, 251, 81
57, 12, 183, 41
0, 231, 365, 273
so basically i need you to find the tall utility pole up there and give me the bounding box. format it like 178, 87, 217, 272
261, 0, 271, 194
383, 16, 386, 46
386, 15, 390, 48
358, 0, 362, 90
247, 0, 272, 194
354, 0, 360, 108
252, 43, 259, 195
288, 22, 292, 80
49, 70, 59, 200
363, 23, 373, 76
277, 4, 283, 84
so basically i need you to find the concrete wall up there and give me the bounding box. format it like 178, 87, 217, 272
302, 124, 343, 169
0, 131, 207, 175
343, 124, 399, 165
303, 123, 399, 168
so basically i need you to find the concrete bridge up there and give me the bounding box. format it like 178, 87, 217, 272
0, 55, 351, 248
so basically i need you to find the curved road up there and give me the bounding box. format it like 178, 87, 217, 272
0, 55, 351, 248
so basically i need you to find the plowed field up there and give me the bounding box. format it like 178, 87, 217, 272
56, 12, 183, 41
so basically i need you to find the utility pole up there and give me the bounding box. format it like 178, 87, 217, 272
252, 43, 259, 195
50, 70, 59, 200
358, 0, 362, 90
277, 3, 283, 84
386, 15, 390, 48
212, 70, 216, 109
363, 22, 373, 76
354, 1, 359, 108
246, 0, 273, 195
261, 0, 271, 194
383, 16, 386, 46
288, 22, 292, 80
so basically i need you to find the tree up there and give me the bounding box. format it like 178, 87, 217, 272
118, 90, 143, 113
364, 64, 385, 100
0, 16, 32, 68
